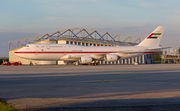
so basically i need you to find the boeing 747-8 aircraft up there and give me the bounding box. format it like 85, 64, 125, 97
15, 26, 170, 65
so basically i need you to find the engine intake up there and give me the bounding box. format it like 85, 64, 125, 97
104, 54, 120, 62
80, 56, 93, 64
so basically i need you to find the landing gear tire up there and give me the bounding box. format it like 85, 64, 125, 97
90, 62, 100, 66
96, 62, 100, 65
82, 64, 88, 65
30, 63, 33, 66
90, 63, 95, 65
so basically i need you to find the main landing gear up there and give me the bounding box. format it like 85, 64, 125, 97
81, 61, 100, 66
90, 61, 100, 66
29, 61, 33, 66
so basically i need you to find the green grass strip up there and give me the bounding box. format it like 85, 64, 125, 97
0, 99, 16, 111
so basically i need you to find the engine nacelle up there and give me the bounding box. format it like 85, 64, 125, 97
80, 56, 93, 64
104, 54, 120, 62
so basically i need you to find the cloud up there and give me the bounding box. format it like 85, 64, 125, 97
44, 16, 58, 21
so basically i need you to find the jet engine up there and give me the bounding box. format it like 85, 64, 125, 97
104, 54, 120, 62
80, 56, 93, 64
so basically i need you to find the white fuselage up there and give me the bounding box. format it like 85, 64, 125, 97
15, 44, 155, 61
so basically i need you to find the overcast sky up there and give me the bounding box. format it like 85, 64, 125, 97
0, 0, 180, 57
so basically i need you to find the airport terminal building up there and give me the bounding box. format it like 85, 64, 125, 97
9, 28, 154, 65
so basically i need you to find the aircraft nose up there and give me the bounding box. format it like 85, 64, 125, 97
14, 49, 21, 56
14, 48, 24, 58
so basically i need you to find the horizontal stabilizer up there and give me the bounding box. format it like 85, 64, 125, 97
122, 47, 171, 54
146, 47, 171, 50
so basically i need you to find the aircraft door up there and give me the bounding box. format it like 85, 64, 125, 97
46, 44, 50, 49
35, 50, 38, 55
35, 46, 39, 55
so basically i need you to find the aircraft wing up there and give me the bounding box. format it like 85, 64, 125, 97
60, 46, 171, 60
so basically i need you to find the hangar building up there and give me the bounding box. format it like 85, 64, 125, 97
9, 28, 154, 65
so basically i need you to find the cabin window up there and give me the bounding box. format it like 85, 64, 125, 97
26, 45, 29, 47
70, 41, 73, 44
82, 43, 84, 46
86, 43, 88, 46
94, 44, 96, 46
75, 42, 77, 45
50, 46, 62, 48
66, 41, 69, 44
78, 42, 81, 45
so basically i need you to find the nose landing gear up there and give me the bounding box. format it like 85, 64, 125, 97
29, 61, 33, 66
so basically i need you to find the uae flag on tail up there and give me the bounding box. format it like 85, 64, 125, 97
147, 33, 161, 39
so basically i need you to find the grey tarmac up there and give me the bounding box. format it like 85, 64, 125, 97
1, 64, 180, 111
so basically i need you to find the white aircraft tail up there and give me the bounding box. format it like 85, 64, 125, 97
137, 26, 165, 47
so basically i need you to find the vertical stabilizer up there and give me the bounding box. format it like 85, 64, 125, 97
137, 26, 165, 46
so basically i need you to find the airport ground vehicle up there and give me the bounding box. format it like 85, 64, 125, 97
2, 60, 22, 66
